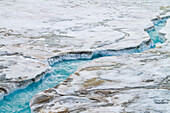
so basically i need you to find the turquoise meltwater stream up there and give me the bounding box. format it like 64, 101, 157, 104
0, 17, 169, 113
0, 60, 89, 113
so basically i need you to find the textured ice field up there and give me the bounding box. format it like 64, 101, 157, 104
0, 0, 169, 79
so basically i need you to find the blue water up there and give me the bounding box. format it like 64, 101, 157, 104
0, 60, 89, 113
0, 17, 169, 113
147, 17, 169, 44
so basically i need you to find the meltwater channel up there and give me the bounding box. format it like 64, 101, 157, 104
0, 17, 169, 113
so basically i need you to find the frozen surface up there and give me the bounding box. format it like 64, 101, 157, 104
30, 16, 170, 112
30, 47, 170, 112
0, 0, 169, 80
0, 0, 170, 112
